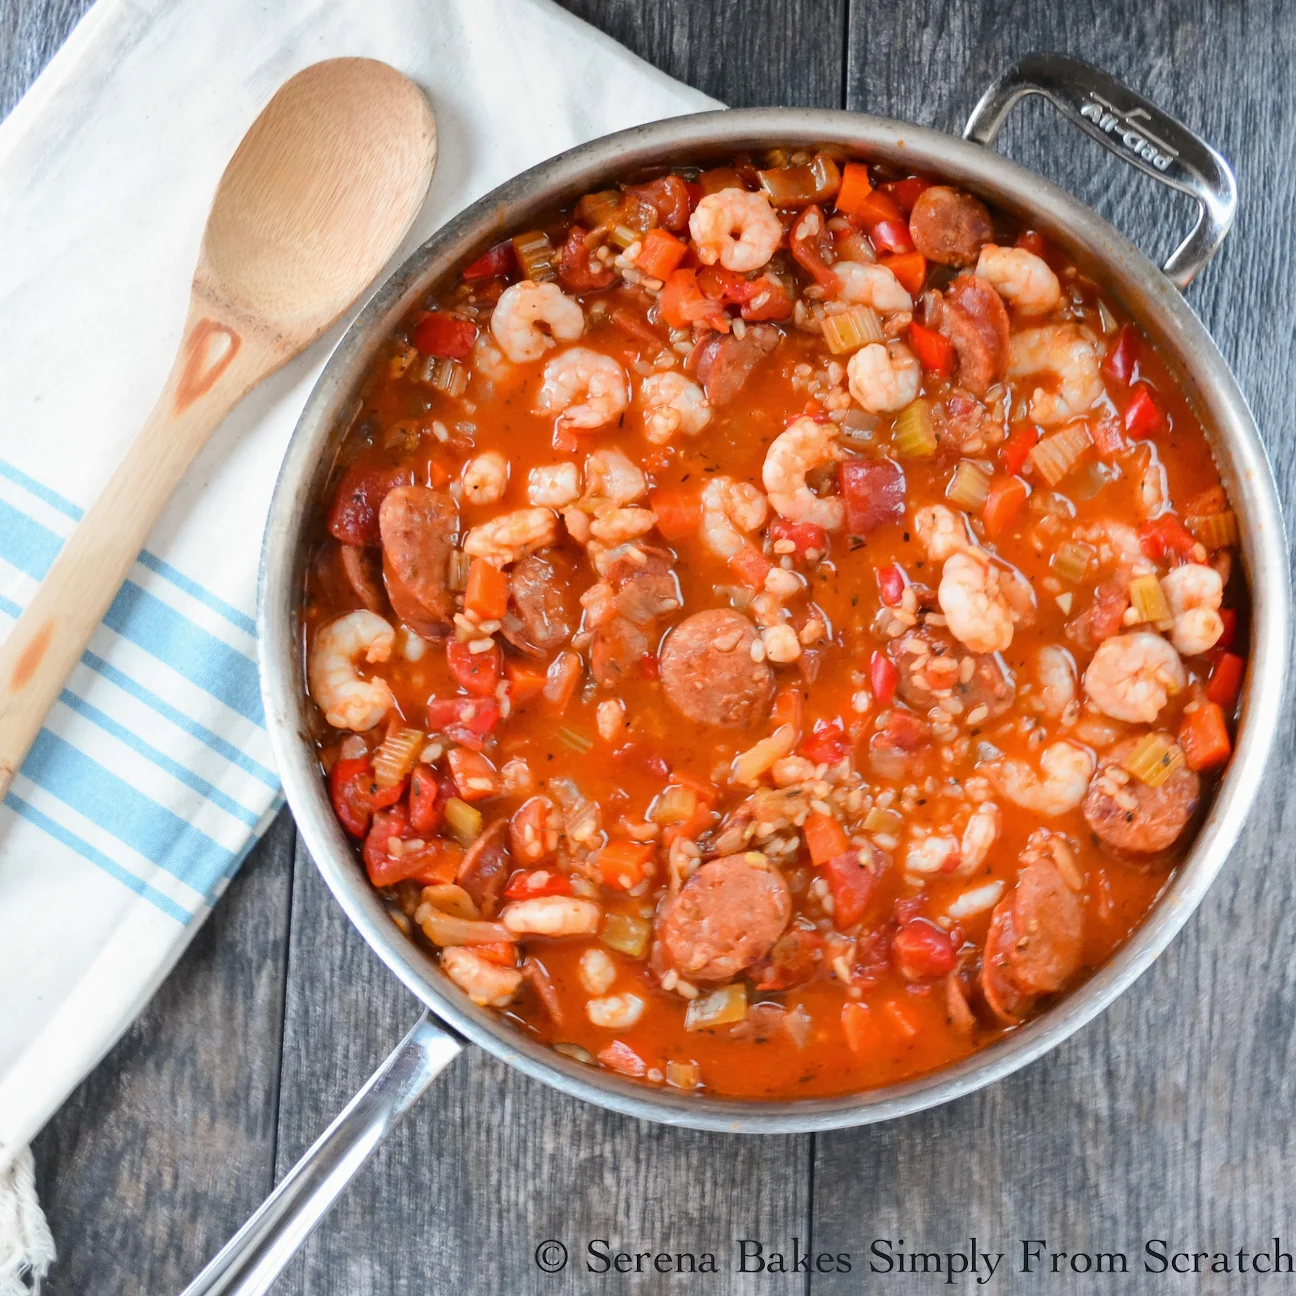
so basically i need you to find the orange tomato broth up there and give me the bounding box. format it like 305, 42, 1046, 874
303, 168, 1243, 1100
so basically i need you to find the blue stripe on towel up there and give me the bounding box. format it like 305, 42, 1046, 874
21, 730, 235, 902
0, 460, 83, 521
58, 689, 262, 828
3, 791, 191, 925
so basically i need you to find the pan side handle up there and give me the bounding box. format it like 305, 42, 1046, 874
178, 1013, 462, 1296
964, 53, 1236, 290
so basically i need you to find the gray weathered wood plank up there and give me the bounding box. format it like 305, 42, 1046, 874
810, 5, 1296, 1292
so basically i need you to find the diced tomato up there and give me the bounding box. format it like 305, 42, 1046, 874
983, 476, 1029, 538
749, 927, 823, 991
659, 268, 727, 330
447, 747, 500, 802
840, 457, 906, 536
869, 650, 898, 707
881, 250, 927, 295
425, 696, 501, 747
804, 812, 849, 867
325, 463, 401, 546
468, 942, 518, 967
824, 850, 879, 929
446, 639, 503, 698
888, 176, 932, 214
636, 228, 688, 281
1138, 515, 1198, 561
835, 161, 873, 219
626, 174, 692, 231
907, 320, 955, 375
1206, 652, 1245, 709
1102, 322, 1141, 385
649, 487, 702, 541
1123, 383, 1164, 438
1001, 422, 1041, 476
410, 312, 477, 360
801, 720, 849, 765
1091, 414, 1126, 457
876, 563, 905, 606
461, 240, 517, 281
363, 806, 414, 886
464, 558, 509, 621
892, 918, 956, 981
503, 868, 574, 901
408, 765, 451, 835
1014, 229, 1052, 260
1180, 702, 1231, 771
597, 840, 655, 891
869, 219, 915, 255
771, 686, 804, 740
768, 516, 828, 562
329, 757, 377, 838
610, 306, 667, 346
789, 205, 839, 291
1216, 608, 1238, 652
851, 188, 903, 230
556, 225, 616, 292
738, 275, 794, 321
728, 543, 773, 589
597, 1040, 647, 1078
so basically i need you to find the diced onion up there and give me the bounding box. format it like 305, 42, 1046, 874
862, 805, 903, 835
945, 460, 992, 512
665, 1060, 702, 1090
444, 797, 482, 846
731, 724, 797, 786
685, 983, 748, 1031
575, 190, 622, 230
601, 911, 651, 958
1026, 425, 1092, 486
1121, 732, 1185, 787
891, 399, 937, 459
371, 728, 424, 789
822, 304, 884, 354
649, 784, 699, 825
1128, 573, 1172, 624
415, 906, 512, 947
419, 883, 479, 920
839, 409, 879, 442
511, 229, 557, 282
1051, 541, 1095, 584
553, 1042, 596, 1064
1187, 510, 1239, 549
425, 357, 468, 397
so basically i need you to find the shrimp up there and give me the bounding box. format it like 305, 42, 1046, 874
1082, 630, 1186, 723
1076, 520, 1145, 570
584, 447, 646, 505
762, 416, 845, 530
471, 334, 514, 382
958, 801, 1001, 875
988, 741, 1095, 816
1131, 444, 1169, 520
639, 371, 712, 445
500, 895, 602, 937
1035, 644, 1078, 719
700, 475, 769, 559
534, 347, 629, 431
527, 462, 581, 508
834, 262, 913, 314
1160, 563, 1225, 656
588, 506, 657, 544
307, 610, 395, 732
441, 947, 522, 1008
915, 503, 970, 562
974, 245, 1062, 315
586, 993, 646, 1029
463, 508, 558, 565
688, 187, 782, 272
846, 341, 921, 413
490, 280, 584, 364
1007, 324, 1104, 426
461, 451, 508, 505
905, 830, 959, 878
939, 548, 1018, 654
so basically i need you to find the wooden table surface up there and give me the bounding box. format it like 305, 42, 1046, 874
6, 1, 1295, 1291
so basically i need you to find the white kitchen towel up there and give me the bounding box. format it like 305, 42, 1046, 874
0, 0, 716, 1274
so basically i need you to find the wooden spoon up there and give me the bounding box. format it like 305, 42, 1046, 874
0, 58, 436, 797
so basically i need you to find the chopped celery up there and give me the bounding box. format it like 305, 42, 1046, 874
821, 305, 884, 354
1121, 732, 1185, 787
1026, 425, 1091, 486
424, 356, 467, 397
685, 983, 748, 1031
649, 784, 699, 825
511, 229, 557, 282
553, 1042, 596, 1065
945, 460, 992, 512
444, 797, 482, 846
1128, 573, 1172, 624
371, 727, 424, 788
1187, 510, 1239, 549
1051, 540, 1095, 584
558, 726, 593, 754
892, 398, 937, 459
601, 911, 651, 958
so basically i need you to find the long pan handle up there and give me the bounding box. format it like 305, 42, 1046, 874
179, 1013, 462, 1296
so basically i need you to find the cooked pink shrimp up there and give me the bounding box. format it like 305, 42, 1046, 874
939, 548, 1019, 653
639, 371, 712, 445
500, 895, 602, 936
975, 245, 1062, 315
701, 475, 769, 559
1083, 630, 1186, 722
989, 741, 1095, 816
915, 504, 970, 562
689, 187, 783, 272
1007, 324, 1104, 425
534, 347, 629, 431
307, 610, 395, 732
846, 341, 921, 413
463, 508, 558, 565
762, 416, 844, 530
1161, 563, 1225, 656
441, 947, 523, 1007
490, 280, 584, 363
834, 262, 913, 315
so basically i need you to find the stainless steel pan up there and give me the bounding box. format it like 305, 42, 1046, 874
183, 54, 1289, 1296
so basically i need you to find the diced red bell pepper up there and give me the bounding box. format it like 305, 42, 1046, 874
1138, 515, 1198, 561
325, 463, 401, 546
446, 640, 503, 698
869, 650, 898, 707
881, 250, 928, 295
801, 720, 849, 765
738, 275, 794, 321
907, 320, 955, 375
410, 312, 477, 360
503, 868, 574, 901
789, 204, 839, 291
1207, 652, 1245, 709
425, 697, 501, 748
329, 757, 377, 838
1123, 383, 1164, 439
876, 563, 905, 606
1102, 322, 1141, 385
461, 240, 517, 281
768, 516, 828, 562
823, 850, 879, 930
363, 806, 419, 886
447, 747, 500, 802
1001, 422, 1041, 476
840, 458, 906, 536
888, 176, 932, 214
851, 188, 904, 229
870, 219, 915, 255
892, 918, 956, 981
408, 765, 452, 836
1179, 702, 1232, 771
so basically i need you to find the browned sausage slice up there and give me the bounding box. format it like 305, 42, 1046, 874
659, 608, 774, 728
693, 324, 780, 405
909, 186, 994, 267
936, 275, 1010, 397
500, 551, 576, 657
379, 486, 458, 639
456, 818, 510, 918
889, 627, 1014, 722
605, 547, 680, 625
590, 616, 651, 688
1083, 736, 1200, 855
340, 544, 384, 613
658, 854, 792, 981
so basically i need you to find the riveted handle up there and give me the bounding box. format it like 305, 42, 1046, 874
964, 53, 1236, 290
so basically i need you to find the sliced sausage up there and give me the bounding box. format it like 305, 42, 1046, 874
340, 544, 384, 613
908, 185, 994, 267
590, 616, 652, 688
936, 274, 1010, 397
657, 854, 792, 982
692, 324, 780, 405
379, 486, 458, 639
456, 818, 510, 918
326, 463, 403, 546
890, 627, 1015, 723
659, 608, 775, 728
868, 708, 931, 779
1066, 579, 1131, 652
501, 551, 576, 657
605, 547, 680, 625
1083, 735, 1200, 855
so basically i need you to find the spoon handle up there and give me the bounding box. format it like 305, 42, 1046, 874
0, 299, 273, 799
